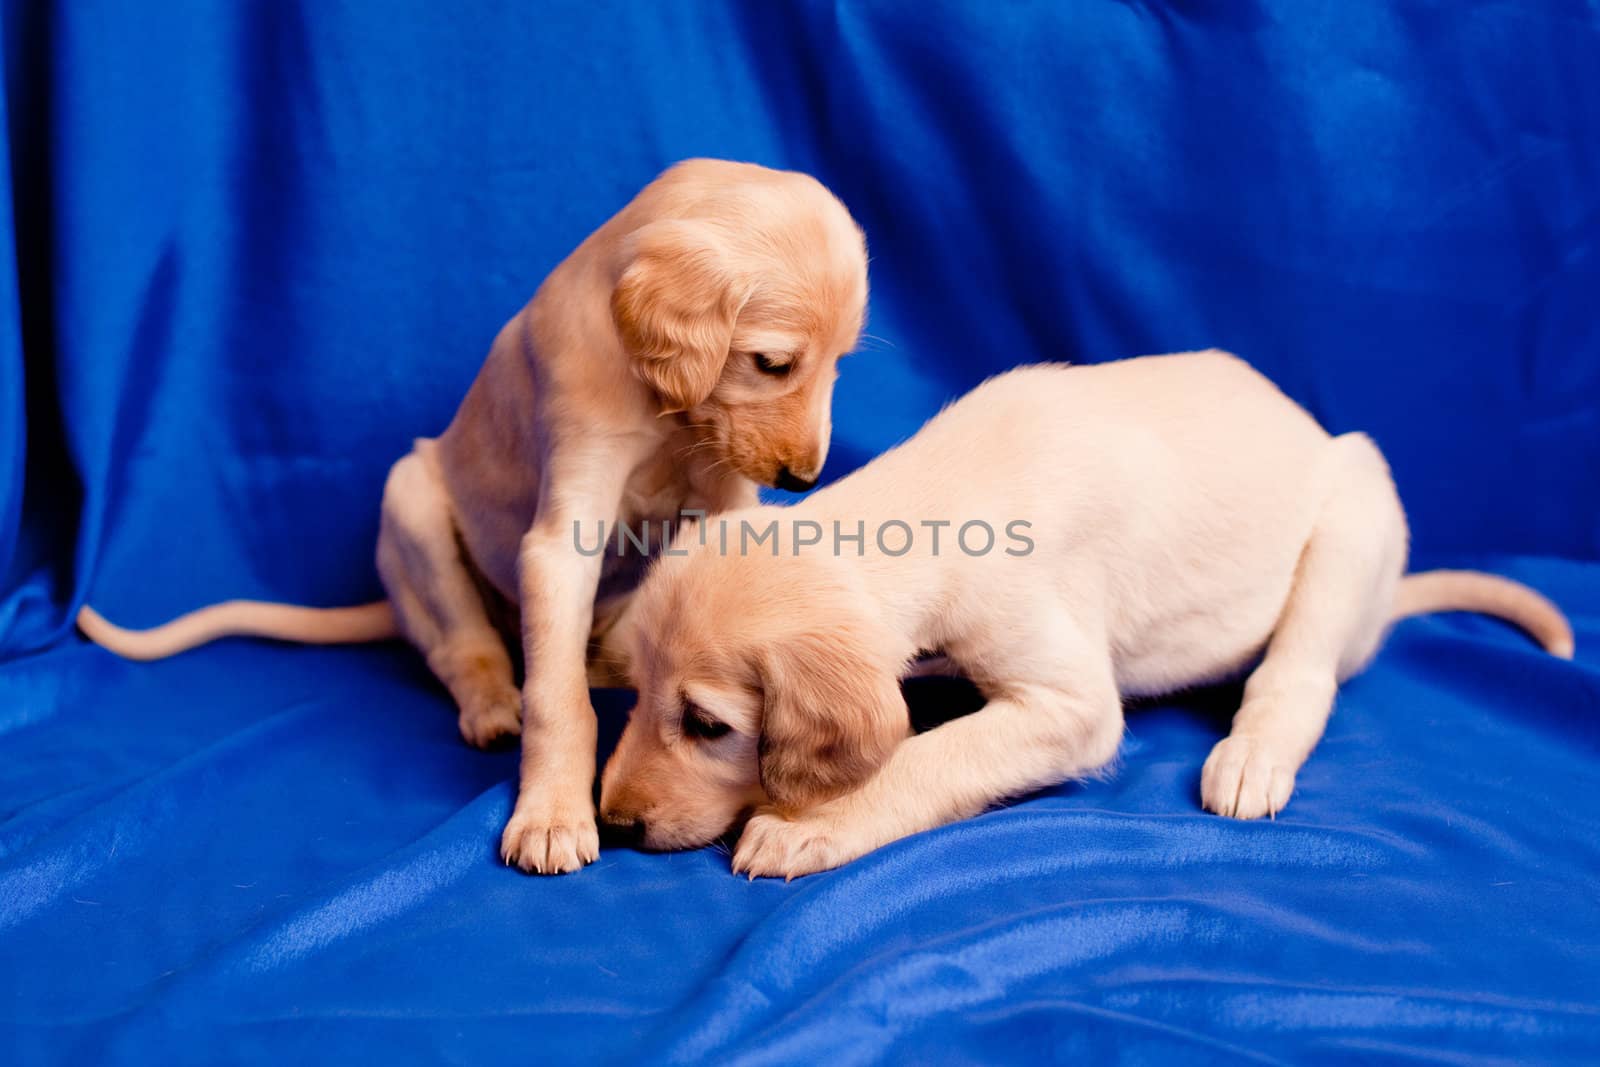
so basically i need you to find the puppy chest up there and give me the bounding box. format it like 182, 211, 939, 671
617, 441, 724, 528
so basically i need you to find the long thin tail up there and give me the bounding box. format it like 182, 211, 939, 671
77, 600, 397, 661
1392, 570, 1574, 659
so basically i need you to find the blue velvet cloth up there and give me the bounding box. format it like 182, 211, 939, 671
2, 3, 1598, 1062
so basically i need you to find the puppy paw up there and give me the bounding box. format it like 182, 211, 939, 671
458, 689, 522, 750
731, 809, 859, 880
500, 798, 599, 874
1201, 735, 1297, 819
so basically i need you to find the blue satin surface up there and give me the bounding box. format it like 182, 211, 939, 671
2, 2, 1598, 1063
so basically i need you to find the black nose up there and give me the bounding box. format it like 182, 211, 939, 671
775, 467, 816, 492
599, 816, 647, 849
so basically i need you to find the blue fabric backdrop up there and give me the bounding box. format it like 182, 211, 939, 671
2, 2, 1598, 1063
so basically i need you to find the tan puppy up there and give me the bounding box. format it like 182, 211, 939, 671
77, 159, 870, 875
598, 351, 1573, 878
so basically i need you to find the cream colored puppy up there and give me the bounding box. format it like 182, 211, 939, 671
76, 159, 870, 875
598, 351, 1573, 878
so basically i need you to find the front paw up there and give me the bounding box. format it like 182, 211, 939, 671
500, 796, 599, 874
732, 808, 861, 880
1201, 735, 1297, 819
459, 688, 522, 750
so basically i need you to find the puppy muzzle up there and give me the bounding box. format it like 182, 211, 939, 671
775, 466, 817, 492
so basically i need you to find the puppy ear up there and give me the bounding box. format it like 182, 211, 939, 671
757, 626, 908, 811
612, 219, 748, 413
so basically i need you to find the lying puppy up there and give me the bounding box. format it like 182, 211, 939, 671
598, 351, 1573, 878
77, 158, 870, 875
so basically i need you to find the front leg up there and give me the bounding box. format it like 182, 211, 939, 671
734, 667, 1122, 879
500, 459, 629, 874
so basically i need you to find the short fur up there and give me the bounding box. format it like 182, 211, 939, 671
598, 352, 1573, 878
77, 159, 870, 875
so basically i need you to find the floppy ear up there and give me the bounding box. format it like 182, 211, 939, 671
612, 219, 748, 413
757, 626, 909, 811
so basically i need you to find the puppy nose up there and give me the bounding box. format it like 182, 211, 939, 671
599, 815, 647, 849
775, 466, 816, 493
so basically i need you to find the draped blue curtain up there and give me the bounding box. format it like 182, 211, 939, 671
3, 2, 1596, 660
1, 3, 1597, 1062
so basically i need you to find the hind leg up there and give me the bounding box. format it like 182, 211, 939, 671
378, 442, 522, 748
1202, 434, 1408, 819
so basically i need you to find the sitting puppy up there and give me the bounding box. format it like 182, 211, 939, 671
598, 351, 1573, 878
77, 159, 870, 875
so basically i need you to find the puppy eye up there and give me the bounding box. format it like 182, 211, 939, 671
752, 352, 793, 377
682, 703, 732, 741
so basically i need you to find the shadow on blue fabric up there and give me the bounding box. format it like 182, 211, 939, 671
2, 3, 1598, 1064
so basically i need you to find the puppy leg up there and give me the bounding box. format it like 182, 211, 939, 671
500, 521, 607, 874
584, 592, 637, 690
1202, 433, 1407, 819
378, 444, 521, 748
502, 450, 635, 874
736, 642, 1123, 878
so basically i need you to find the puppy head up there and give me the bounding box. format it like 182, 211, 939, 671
599, 547, 907, 851
611, 161, 868, 490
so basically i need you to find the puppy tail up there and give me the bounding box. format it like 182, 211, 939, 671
1392, 570, 1573, 659
77, 600, 397, 661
